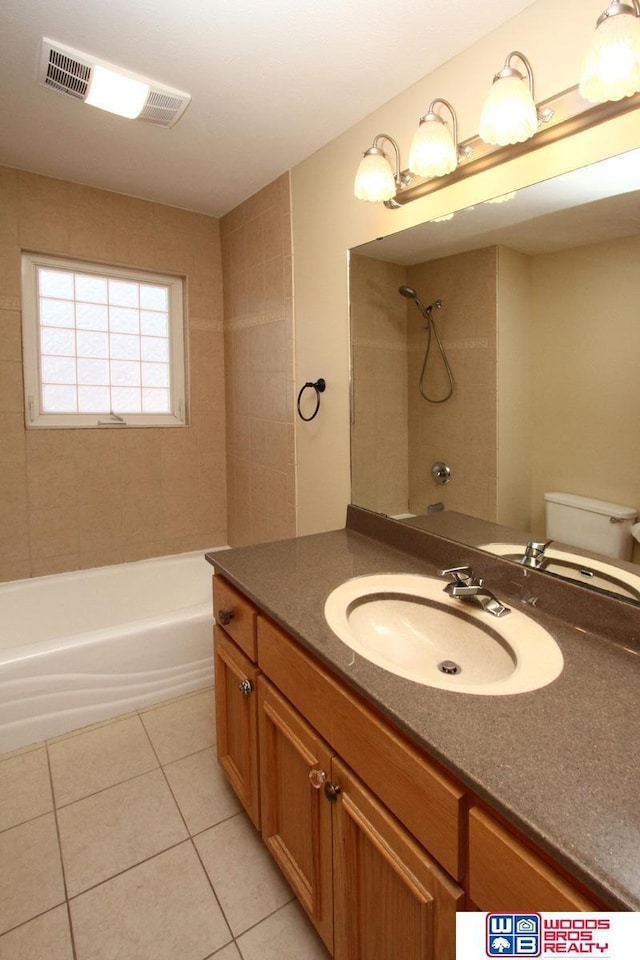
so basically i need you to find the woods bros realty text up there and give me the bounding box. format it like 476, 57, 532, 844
483, 915, 614, 957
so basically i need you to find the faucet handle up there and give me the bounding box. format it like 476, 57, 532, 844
439, 564, 476, 585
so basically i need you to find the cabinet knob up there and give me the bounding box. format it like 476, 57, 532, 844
309, 768, 327, 789
323, 781, 342, 803
218, 608, 234, 626
238, 678, 253, 697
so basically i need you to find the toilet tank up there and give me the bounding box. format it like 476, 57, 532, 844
545, 492, 638, 560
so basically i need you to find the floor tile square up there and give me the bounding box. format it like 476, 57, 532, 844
48, 715, 158, 807
0, 747, 53, 831
164, 746, 241, 835
58, 768, 188, 896
0, 905, 73, 960
141, 689, 215, 764
0, 814, 65, 935
236, 900, 330, 960
195, 812, 293, 936
70, 841, 231, 960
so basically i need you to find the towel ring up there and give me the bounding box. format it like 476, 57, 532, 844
297, 378, 326, 422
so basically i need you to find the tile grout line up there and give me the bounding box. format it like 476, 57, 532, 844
44, 740, 79, 960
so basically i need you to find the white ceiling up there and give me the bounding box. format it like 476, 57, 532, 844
0, 0, 537, 218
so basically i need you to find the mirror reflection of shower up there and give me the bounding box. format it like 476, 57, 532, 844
398, 285, 455, 403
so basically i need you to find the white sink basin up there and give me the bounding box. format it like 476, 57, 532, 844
479, 543, 640, 601
324, 573, 563, 696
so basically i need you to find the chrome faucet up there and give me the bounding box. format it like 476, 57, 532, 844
520, 539, 552, 569
439, 565, 511, 618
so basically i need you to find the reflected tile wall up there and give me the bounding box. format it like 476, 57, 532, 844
407, 247, 498, 521
0, 166, 226, 581
221, 174, 295, 546
350, 255, 409, 515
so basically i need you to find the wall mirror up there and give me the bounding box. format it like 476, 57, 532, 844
349, 146, 640, 603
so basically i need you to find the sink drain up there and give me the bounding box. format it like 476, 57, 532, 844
438, 660, 461, 675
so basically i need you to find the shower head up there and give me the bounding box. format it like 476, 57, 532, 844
398, 286, 443, 317
398, 284, 426, 313
398, 285, 418, 300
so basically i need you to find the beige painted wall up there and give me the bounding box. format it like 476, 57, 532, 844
530, 234, 640, 540
221, 174, 296, 546
496, 246, 532, 529
0, 167, 226, 581
291, 0, 640, 535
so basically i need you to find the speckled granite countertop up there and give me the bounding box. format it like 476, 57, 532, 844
206, 506, 640, 910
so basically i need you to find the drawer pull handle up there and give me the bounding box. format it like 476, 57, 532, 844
324, 781, 342, 803
218, 608, 234, 626
238, 678, 253, 697
309, 768, 327, 789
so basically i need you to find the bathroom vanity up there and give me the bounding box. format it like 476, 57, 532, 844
207, 506, 640, 957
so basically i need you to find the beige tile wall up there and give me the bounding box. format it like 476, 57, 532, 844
349, 254, 409, 515
0, 166, 226, 582
407, 248, 498, 521
221, 174, 295, 546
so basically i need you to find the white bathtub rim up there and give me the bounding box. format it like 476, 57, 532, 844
1, 546, 229, 651
3, 545, 228, 592
0, 600, 211, 667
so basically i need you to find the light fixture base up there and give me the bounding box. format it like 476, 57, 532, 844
390, 84, 640, 206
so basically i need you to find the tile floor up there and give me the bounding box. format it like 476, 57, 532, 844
0, 687, 331, 960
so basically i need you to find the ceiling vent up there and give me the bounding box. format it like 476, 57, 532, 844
39, 39, 191, 128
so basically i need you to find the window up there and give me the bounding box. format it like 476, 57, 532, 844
22, 253, 186, 427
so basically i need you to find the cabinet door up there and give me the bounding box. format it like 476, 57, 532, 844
331, 757, 463, 960
214, 626, 261, 828
258, 677, 334, 952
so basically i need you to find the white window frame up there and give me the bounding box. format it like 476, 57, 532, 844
21, 252, 187, 428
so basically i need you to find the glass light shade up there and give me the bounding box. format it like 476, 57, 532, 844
479, 75, 538, 145
85, 65, 150, 119
579, 12, 640, 103
354, 152, 396, 202
408, 120, 457, 178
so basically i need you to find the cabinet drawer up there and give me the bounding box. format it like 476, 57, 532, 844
257, 615, 466, 881
469, 807, 597, 911
213, 575, 258, 661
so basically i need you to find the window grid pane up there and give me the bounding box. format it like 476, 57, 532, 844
37, 266, 172, 415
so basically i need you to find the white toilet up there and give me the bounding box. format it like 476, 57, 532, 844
545, 492, 638, 561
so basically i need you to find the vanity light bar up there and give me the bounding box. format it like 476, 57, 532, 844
387, 84, 640, 207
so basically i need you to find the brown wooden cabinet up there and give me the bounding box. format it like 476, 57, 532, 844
258, 676, 334, 951
257, 673, 462, 959
468, 806, 597, 912
331, 757, 462, 960
212, 573, 605, 959
213, 624, 261, 829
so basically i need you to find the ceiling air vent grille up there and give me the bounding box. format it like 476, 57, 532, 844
42, 44, 91, 100
139, 91, 190, 128
39, 39, 191, 128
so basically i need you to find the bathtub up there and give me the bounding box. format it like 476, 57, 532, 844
0, 549, 225, 754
